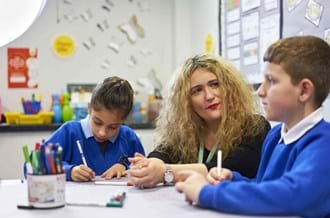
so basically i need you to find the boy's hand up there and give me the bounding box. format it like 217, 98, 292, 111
206, 167, 233, 185
101, 163, 126, 179
71, 165, 95, 182
175, 170, 208, 205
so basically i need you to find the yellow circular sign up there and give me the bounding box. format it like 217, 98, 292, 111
53, 35, 76, 58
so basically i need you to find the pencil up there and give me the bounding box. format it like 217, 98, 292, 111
217, 150, 222, 175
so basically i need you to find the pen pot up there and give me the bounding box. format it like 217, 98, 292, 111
27, 173, 65, 208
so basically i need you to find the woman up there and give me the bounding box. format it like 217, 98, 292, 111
127, 54, 270, 188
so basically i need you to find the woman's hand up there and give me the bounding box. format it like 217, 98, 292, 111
206, 167, 233, 185
71, 165, 95, 182
127, 155, 166, 188
101, 163, 127, 179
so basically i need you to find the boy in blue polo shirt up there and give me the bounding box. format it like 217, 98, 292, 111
175, 36, 330, 217
45, 76, 145, 181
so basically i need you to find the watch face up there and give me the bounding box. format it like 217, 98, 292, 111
165, 170, 174, 183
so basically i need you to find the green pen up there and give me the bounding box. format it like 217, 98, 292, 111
22, 145, 33, 174
31, 151, 39, 174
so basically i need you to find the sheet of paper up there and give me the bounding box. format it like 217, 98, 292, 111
226, 8, 240, 22
243, 42, 258, 66
94, 176, 128, 186
242, 0, 260, 12
242, 12, 259, 41
259, 13, 280, 76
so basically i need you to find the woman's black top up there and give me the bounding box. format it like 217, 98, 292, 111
148, 115, 271, 178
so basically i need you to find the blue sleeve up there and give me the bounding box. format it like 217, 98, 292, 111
231, 171, 251, 182
121, 128, 145, 169
45, 123, 76, 181
198, 137, 330, 217
132, 133, 145, 156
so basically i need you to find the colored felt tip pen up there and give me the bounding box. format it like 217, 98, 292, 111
76, 140, 88, 167
217, 150, 222, 175
108, 191, 126, 207
22, 145, 33, 174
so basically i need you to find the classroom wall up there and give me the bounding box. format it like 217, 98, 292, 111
0, 0, 175, 112
0, 0, 220, 179
173, 0, 219, 66
0, 0, 219, 113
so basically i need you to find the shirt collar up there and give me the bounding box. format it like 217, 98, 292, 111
279, 107, 323, 145
80, 115, 119, 143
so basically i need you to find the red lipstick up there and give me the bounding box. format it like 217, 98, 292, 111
206, 103, 219, 110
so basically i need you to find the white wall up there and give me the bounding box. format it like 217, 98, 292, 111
173, 0, 219, 67
0, 0, 221, 179
0, 0, 175, 112
0, 0, 220, 112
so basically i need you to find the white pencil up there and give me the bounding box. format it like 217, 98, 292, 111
76, 140, 88, 167
217, 150, 222, 175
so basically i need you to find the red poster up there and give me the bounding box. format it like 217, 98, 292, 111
8, 48, 38, 89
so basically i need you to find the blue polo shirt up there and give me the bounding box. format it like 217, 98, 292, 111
45, 116, 145, 180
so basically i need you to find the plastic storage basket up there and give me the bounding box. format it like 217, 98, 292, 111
4, 112, 54, 125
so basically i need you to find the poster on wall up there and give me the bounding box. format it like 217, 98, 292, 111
52, 34, 76, 58
8, 48, 39, 89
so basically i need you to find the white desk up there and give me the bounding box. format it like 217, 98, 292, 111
0, 180, 265, 218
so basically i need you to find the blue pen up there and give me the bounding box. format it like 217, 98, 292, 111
44, 144, 52, 174
38, 145, 46, 174
54, 144, 63, 173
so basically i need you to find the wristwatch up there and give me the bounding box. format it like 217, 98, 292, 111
164, 164, 174, 185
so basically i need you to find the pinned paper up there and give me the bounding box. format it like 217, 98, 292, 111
101, 59, 111, 69
97, 20, 109, 32
119, 15, 145, 44
138, 1, 151, 12
119, 23, 137, 43
130, 15, 145, 37
127, 55, 137, 67
304, 0, 323, 26
108, 42, 120, 53
140, 48, 152, 56
64, 12, 78, 23
80, 9, 93, 22
101, 5, 111, 13
287, 0, 303, 12
82, 37, 96, 50
325, 29, 330, 45
63, 0, 72, 4
105, 0, 114, 7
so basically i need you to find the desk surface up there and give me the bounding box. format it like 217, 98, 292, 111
0, 180, 266, 218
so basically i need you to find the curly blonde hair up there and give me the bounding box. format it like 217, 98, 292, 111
154, 54, 265, 163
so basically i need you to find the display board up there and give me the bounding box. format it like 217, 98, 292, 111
220, 0, 281, 84
282, 0, 330, 41
221, 0, 330, 85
